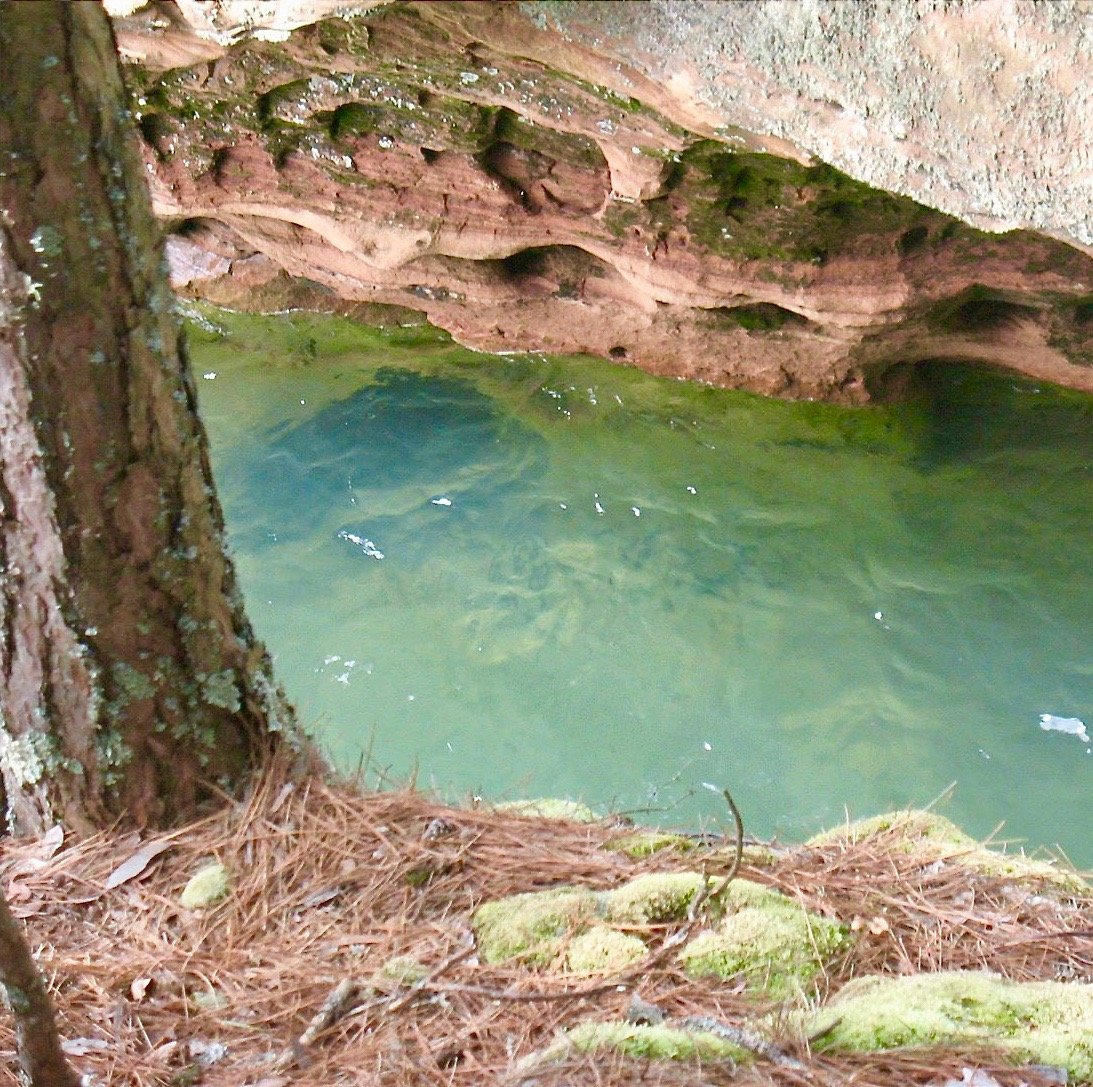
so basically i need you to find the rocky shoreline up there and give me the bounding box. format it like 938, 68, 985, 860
110, 1, 1092, 402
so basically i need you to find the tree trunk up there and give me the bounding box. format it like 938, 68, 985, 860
0, 1, 297, 834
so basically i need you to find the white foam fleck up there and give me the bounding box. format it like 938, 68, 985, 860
338, 530, 384, 560
1039, 714, 1089, 744
431, 496, 453, 507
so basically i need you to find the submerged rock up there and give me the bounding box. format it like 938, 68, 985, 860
809, 971, 1093, 1082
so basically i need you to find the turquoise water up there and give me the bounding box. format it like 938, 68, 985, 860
190, 309, 1092, 863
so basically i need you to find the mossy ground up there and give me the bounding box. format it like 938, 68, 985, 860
4, 767, 1088, 1086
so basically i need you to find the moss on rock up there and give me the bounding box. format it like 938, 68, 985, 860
809, 971, 1093, 1082
533, 1020, 750, 1064
603, 830, 696, 858
472, 870, 722, 964
808, 810, 1088, 893
179, 861, 230, 909
492, 798, 599, 822
379, 955, 428, 985
604, 871, 710, 924
471, 886, 598, 965
566, 926, 647, 974
680, 880, 848, 996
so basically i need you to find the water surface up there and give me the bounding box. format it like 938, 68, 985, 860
190, 308, 1092, 863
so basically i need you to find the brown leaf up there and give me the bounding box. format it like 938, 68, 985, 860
103, 840, 173, 891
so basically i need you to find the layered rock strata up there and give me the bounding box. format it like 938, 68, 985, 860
114, 1, 1092, 400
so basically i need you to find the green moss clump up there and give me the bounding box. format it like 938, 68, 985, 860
680, 897, 848, 997
379, 955, 427, 985
566, 927, 646, 974
603, 830, 695, 858
471, 887, 597, 965
810, 971, 1093, 1082
535, 1021, 749, 1064
808, 810, 1088, 893
604, 871, 710, 924
179, 861, 230, 909
492, 798, 599, 822
472, 870, 724, 965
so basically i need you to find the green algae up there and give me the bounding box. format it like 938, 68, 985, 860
531, 1020, 749, 1064
565, 926, 646, 974
808, 811, 1089, 893
809, 971, 1093, 1082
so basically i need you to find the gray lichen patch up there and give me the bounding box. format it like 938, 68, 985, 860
808, 971, 1093, 1082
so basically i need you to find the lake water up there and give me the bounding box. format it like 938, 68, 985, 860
190, 307, 1092, 864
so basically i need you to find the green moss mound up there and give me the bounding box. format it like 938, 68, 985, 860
680, 881, 848, 997
809, 810, 1088, 892
492, 798, 599, 822
179, 861, 230, 909
566, 927, 646, 974
472, 886, 598, 965
810, 971, 1093, 1082
472, 870, 725, 965
533, 1021, 750, 1064
603, 871, 710, 924
603, 830, 696, 858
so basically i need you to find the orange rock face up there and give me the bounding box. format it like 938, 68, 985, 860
117, 2, 1092, 401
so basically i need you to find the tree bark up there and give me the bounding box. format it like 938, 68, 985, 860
0, 1, 297, 834
0, 886, 79, 1087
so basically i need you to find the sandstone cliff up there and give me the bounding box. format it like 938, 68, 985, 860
110, 0, 1092, 400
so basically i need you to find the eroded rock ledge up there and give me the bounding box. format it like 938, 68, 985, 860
114, 1, 1092, 401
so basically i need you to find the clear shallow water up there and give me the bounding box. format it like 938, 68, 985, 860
190, 308, 1093, 863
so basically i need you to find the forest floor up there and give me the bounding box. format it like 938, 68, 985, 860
0, 764, 1090, 1086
